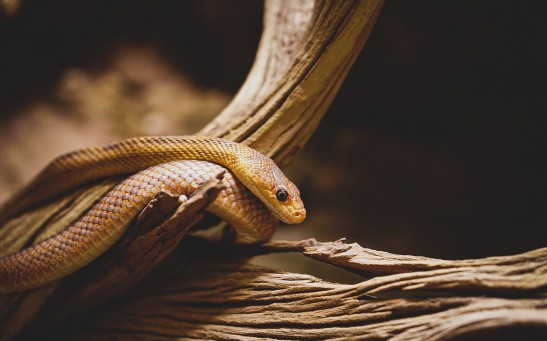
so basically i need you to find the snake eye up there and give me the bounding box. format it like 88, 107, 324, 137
276, 188, 289, 202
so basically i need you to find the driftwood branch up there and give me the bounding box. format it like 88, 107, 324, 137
43, 239, 547, 340
222, 239, 547, 294
199, 0, 383, 167
1, 0, 545, 340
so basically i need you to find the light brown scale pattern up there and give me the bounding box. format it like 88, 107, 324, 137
0, 160, 278, 293
0, 136, 305, 227
0, 136, 305, 294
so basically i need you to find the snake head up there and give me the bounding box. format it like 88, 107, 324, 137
271, 180, 306, 224
234, 145, 306, 225
259, 165, 306, 224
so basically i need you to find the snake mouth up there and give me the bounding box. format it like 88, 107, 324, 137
290, 208, 306, 224
280, 206, 306, 224
266, 201, 305, 224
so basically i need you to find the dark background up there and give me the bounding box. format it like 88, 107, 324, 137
0, 1, 545, 265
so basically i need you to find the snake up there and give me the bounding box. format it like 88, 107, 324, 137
0, 136, 306, 293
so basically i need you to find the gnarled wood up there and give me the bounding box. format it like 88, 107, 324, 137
0, 0, 384, 339
42, 238, 547, 340
200, 0, 383, 167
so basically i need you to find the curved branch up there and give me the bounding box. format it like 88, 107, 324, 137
200, 0, 384, 167
38, 239, 547, 340
0, 0, 384, 339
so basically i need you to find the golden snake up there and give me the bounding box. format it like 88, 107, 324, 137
0, 136, 306, 293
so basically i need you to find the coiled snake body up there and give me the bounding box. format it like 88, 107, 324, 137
0, 136, 306, 293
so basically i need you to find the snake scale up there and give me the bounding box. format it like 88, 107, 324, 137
0, 136, 306, 293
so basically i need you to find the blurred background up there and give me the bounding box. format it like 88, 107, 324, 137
0, 1, 545, 281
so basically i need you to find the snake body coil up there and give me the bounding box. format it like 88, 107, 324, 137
0, 136, 306, 293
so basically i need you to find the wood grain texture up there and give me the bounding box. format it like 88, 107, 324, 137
200, 0, 384, 167
44, 238, 547, 340
0, 0, 385, 338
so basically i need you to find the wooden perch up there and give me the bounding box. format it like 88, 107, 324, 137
220, 239, 547, 294
1, 0, 545, 340
42, 239, 547, 340
199, 0, 383, 167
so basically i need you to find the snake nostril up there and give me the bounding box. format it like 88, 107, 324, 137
293, 211, 305, 222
